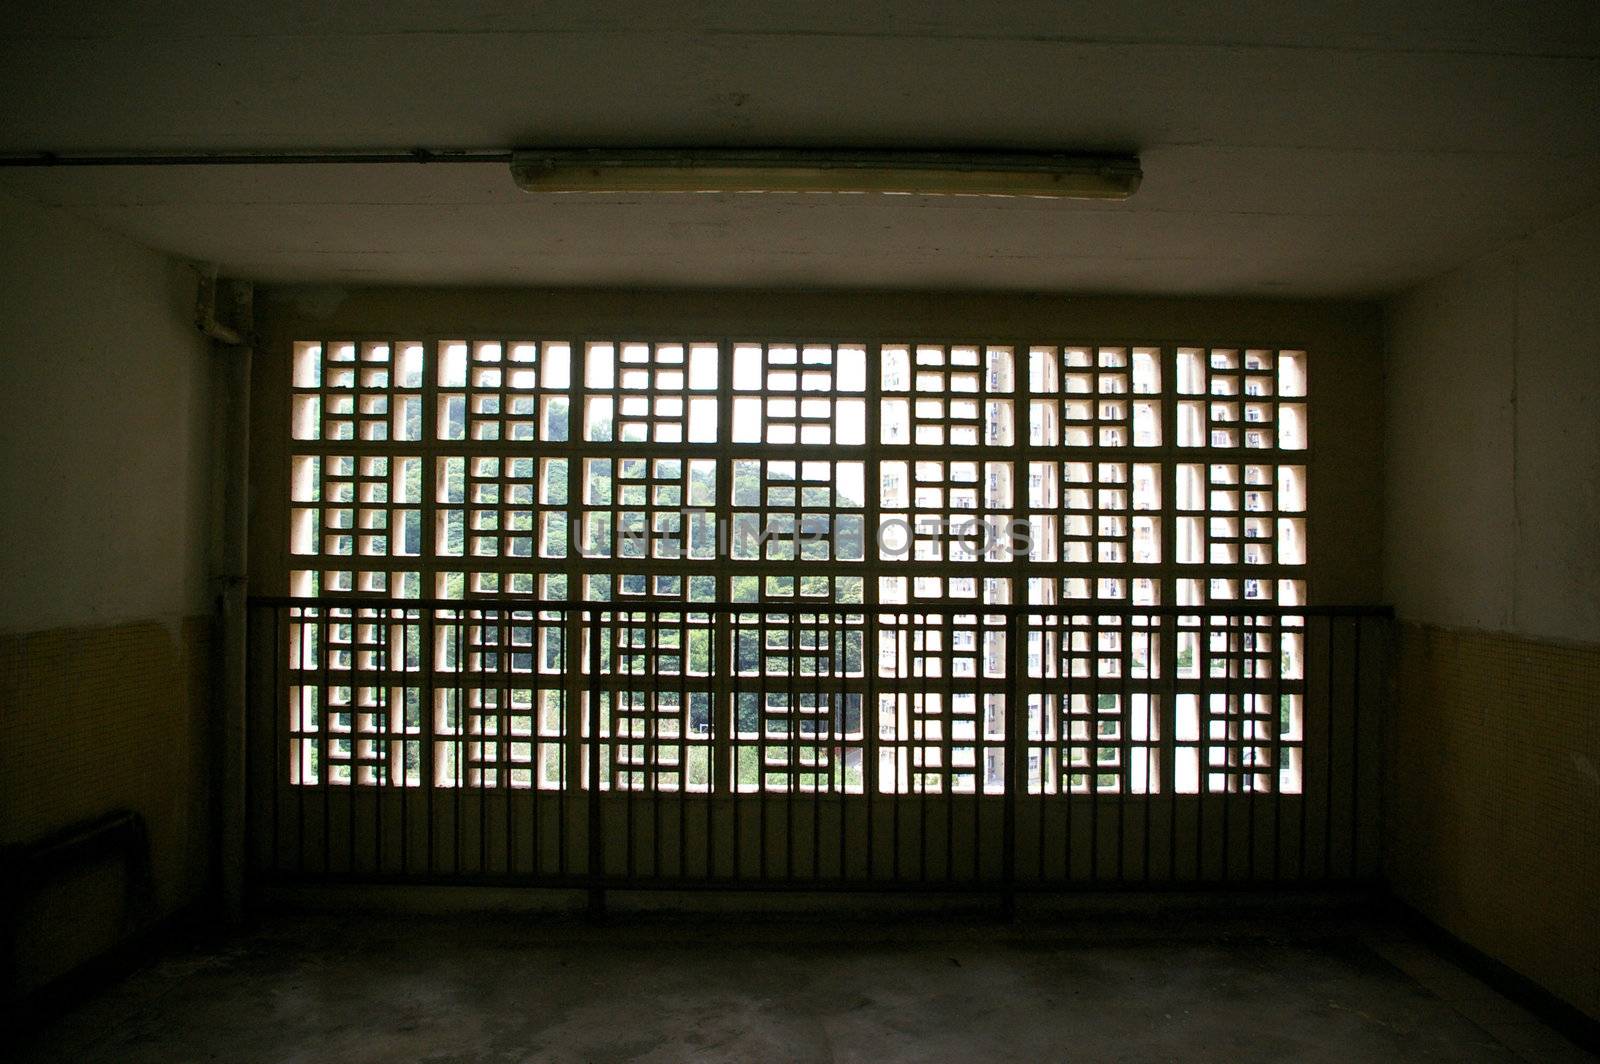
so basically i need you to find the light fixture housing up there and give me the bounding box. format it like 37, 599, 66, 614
510, 149, 1141, 200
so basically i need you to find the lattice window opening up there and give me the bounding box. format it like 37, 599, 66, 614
436, 340, 572, 443
729, 610, 865, 678
1028, 346, 1163, 449
288, 453, 424, 598
600, 611, 719, 680
1027, 692, 1161, 796
730, 459, 868, 564
1174, 347, 1307, 451
602, 687, 716, 793
285, 599, 426, 787
1025, 459, 1161, 572
1025, 618, 1162, 794
725, 610, 866, 793
286, 683, 422, 788
881, 344, 1015, 447
731, 342, 868, 446
430, 684, 570, 791
291, 340, 426, 444
580, 571, 720, 604
1174, 462, 1307, 573
873, 613, 1008, 795
1172, 619, 1305, 794
875, 691, 1008, 795
434, 449, 569, 597
584, 341, 718, 444
879, 459, 1014, 565
876, 615, 1008, 683
878, 576, 1015, 611
579, 457, 719, 562
439, 685, 575, 790
729, 690, 866, 794
445, 684, 577, 790
426, 607, 565, 707
281, 337, 1315, 796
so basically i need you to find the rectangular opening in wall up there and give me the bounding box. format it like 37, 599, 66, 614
267, 336, 1331, 885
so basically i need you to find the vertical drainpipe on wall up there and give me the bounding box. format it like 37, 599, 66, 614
197, 271, 252, 923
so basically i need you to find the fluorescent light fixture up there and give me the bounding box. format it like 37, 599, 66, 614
510, 149, 1141, 200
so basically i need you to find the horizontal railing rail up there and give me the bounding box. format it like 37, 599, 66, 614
246, 597, 1390, 902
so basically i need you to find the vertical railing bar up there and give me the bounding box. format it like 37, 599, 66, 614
1035, 617, 1048, 884
732, 610, 743, 882
296, 608, 308, 876
812, 611, 825, 876
321, 609, 333, 877
453, 612, 464, 877
1194, 610, 1206, 884
379, 610, 393, 874
757, 611, 771, 883
651, 608, 663, 880
1117, 608, 1130, 884
1376, 617, 1388, 883
268, 606, 280, 877
758, 612, 770, 883
1351, 616, 1362, 880
529, 609, 546, 871
503, 607, 514, 878
787, 609, 800, 882
971, 614, 985, 886
643, 609, 656, 880
812, 610, 823, 882
398, 612, 409, 876
679, 607, 690, 881
1142, 618, 1154, 884
369, 612, 382, 875
921, 614, 934, 876
1167, 615, 1180, 886
625, 609, 637, 882
1246, 614, 1259, 883
532, 608, 548, 879
587, 608, 604, 910
917, 612, 927, 885
624, 609, 636, 882
478, 612, 489, 876
1089, 610, 1101, 883
1272, 612, 1284, 884
864, 611, 879, 882
493, 350, 510, 872
1324, 615, 1336, 880
557, 609, 570, 879
353, 609, 364, 874
470, 611, 483, 876
1002, 605, 1020, 915
1295, 618, 1309, 880
1064, 613, 1076, 884
703, 609, 717, 882
941, 615, 954, 885
1219, 615, 1233, 885
423, 609, 436, 876
893, 612, 903, 884
838, 610, 849, 882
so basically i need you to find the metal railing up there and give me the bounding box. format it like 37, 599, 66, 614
246, 597, 1389, 900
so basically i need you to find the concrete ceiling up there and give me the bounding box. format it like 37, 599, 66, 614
3, 1, 1600, 297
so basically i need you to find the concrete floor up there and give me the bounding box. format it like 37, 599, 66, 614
15, 903, 1594, 1063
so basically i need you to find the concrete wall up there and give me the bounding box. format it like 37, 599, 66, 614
0, 191, 214, 995
1384, 201, 1600, 1019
